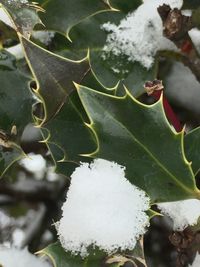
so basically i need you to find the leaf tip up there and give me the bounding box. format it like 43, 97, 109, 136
73, 82, 80, 90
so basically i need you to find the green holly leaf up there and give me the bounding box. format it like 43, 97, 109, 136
182, 0, 200, 9
77, 84, 200, 203
0, 50, 34, 176
109, 0, 142, 13
66, 11, 158, 97
191, 8, 200, 29
0, 0, 42, 37
106, 239, 146, 267
38, 0, 111, 40
38, 242, 107, 267
32, 1, 156, 97
41, 91, 96, 176
0, 20, 18, 46
185, 127, 200, 176
20, 36, 89, 123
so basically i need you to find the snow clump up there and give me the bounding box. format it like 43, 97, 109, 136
189, 253, 200, 267
0, 247, 51, 267
19, 153, 46, 179
102, 0, 183, 68
57, 158, 150, 257
157, 199, 200, 231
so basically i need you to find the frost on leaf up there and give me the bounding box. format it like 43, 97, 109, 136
157, 199, 200, 231
57, 159, 150, 257
102, 0, 183, 68
190, 253, 200, 267
0, 247, 51, 267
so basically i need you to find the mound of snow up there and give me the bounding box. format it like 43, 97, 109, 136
57, 159, 150, 257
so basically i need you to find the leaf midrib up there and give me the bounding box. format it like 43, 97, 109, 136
93, 99, 195, 195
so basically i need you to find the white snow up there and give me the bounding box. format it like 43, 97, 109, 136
157, 199, 200, 231
19, 153, 46, 180
0, 7, 13, 28
190, 253, 200, 267
6, 44, 24, 60
102, 0, 183, 68
7, 0, 28, 5
32, 31, 55, 46
0, 247, 51, 267
57, 159, 150, 257
189, 28, 200, 54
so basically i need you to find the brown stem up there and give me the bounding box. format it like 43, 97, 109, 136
157, 4, 200, 83
169, 229, 200, 267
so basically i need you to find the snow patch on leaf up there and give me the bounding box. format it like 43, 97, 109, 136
0, 247, 51, 267
101, 0, 183, 68
157, 199, 200, 231
57, 159, 150, 257
32, 31, 55, 46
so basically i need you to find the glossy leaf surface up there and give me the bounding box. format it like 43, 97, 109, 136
0, 0, 42, 37
67, 12, 157, 97
77, 85, 199, 203
38, 0, 110, 39
39, 242, 106, 267
21, 37, 89, 123
0, 50, 33, 176
185, 127, 200, 175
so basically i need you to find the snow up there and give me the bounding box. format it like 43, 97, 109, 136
0, 247, 51, 267
6, 44, 24, 60
0, 7, 13, 28
157, 199, 200, 231
57, 159, 150, 257
19, 153, 46, 180
189, 28, 200, 54
190, 253, 200, 267
32, 31, 55, 46
102, 0, 183, 69
7, 0, 28, 5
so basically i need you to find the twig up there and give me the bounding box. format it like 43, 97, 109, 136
157, 4, 200, 83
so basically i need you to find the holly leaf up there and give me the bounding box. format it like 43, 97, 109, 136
0, 0, 43, 37
37, 0, 111, 40
191, 8, 200, 29
0, 50, 34, 176
106, 238, 147, 267
0, 20, 18, 46
66, 11, 158, 97
38, 242, 106, 267
20, 36, 89, 123
182, 0, 200, 9
77, 84, 200, 203
185, 127, 200, 176
109, 0, 142, 13
41, 91, 96, 176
